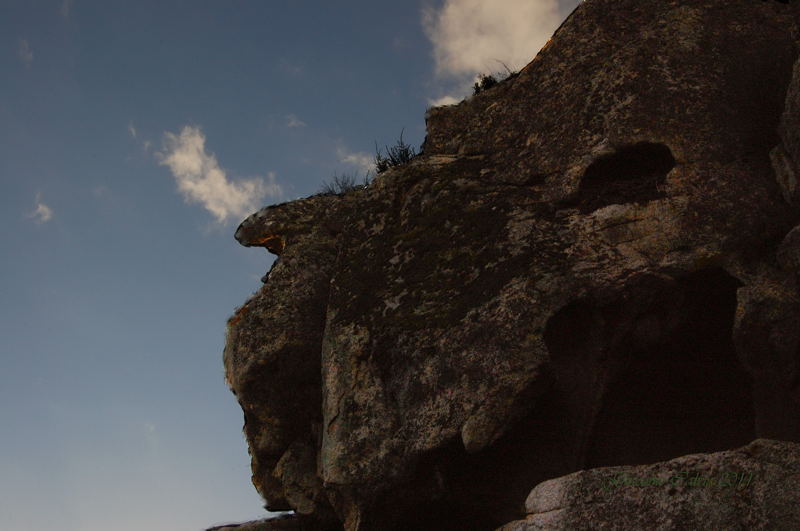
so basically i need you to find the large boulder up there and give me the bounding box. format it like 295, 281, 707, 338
499, 439, 800, 531
222, 0, 800, 529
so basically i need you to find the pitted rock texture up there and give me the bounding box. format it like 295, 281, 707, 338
498, 439, 800, 531
222, 0, 800, 529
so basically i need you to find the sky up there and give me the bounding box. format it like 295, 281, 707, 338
0, 1, 579, 529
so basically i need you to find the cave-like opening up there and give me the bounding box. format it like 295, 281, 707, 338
585, 268, 755, 467
576, 142, 675, 213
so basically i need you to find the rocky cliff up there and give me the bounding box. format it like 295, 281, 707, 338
216, 0, 800, 529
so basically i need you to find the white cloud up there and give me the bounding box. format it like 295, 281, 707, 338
422, 0, 561, 100
286, 114, 306, 128
18, 39, 33, 68
61, 0, 73, 19
128, 122, 137, 138
158, 126, 282, 224
28, 193, 53, 224
428, 94, 461, 107
337, 147, 375, 175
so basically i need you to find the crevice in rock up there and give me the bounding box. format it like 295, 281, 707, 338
575, 142, 676, 213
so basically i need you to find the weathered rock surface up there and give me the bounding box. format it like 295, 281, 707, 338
221, 0, 800, 529
499, 439, 800, 531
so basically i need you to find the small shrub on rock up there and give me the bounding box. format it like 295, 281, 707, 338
318, 172, 370, 196
473, 74, 499, 94
472, 64, 520, 95
375, 130, 417, 174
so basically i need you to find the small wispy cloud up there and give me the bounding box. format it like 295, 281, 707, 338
337, 146, 375, 175
92, 185, 110, 199
18, 39, 33, 68
286, 114, 306, 128
61, 0, 73, 19
143, 421, 158, 451
128, 122, 154, 155
278, 59, 304, 77
422, 0, 561, 104
158, 125, 282, 224
28, 193, 53, 224
392, 36, 410, 51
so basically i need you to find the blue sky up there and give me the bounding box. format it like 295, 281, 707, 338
1, 1, 578, 529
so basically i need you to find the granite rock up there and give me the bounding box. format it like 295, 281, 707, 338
498, 439, 800, 531
221, 0, 800, 529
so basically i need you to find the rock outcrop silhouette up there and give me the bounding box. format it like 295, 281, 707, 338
217, 0, 800, 529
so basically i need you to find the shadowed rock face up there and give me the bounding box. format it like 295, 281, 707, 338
222, 0, 800, 529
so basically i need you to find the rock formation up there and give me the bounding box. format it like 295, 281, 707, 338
216, 0, 800, 529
